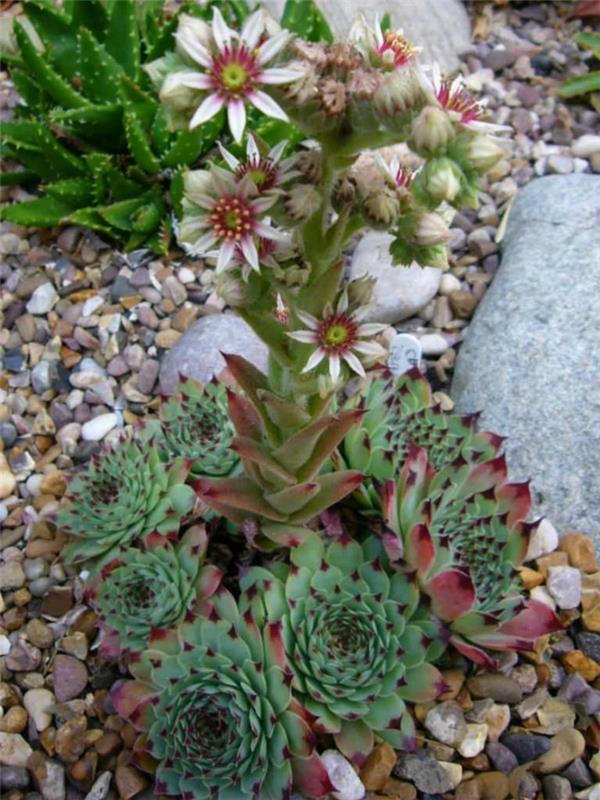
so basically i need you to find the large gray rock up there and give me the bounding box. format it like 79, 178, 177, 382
159, 313, 268, 394
451, 175, 600, 552
263, 0, 471, 73
349, 231, 441, 323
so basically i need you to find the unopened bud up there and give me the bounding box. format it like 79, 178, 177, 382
424, 158, 462, 202
364, 190, 400, 227
160, 72, 197, 111
176, 14, 212, 57
374, 69, 426, 116
296, 149, 322, 183
285, 184, 321, 221
411, 106, 454, 153
215, 273, 246, 307
468, 135, 505, 172
347, 276, 376, 308
414, 212, 450, 247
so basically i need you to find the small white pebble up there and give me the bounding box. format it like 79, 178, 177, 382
81, 413, 119, 442
439, 273, 462, 295
177, 267, 196, 284
321, 750, 365, 800
81, 295, 104, 317
419, 333, 449, 356
547, 565, 582, 610
0, 634, 10, 656
526, 518, 559, 561
457, 723, 488, 758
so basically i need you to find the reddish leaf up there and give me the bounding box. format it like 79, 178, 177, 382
426, 569, 476, 621
498, 599, 563, 639
570, 0, 600, 17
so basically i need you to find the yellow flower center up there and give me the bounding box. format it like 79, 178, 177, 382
324, 324, 350, 348
221, 63, 248, 92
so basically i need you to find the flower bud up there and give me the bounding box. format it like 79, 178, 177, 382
414, 212, 450, 247
411, 106, 454, 153
374, 69, 426, 116
175, 14, 212, 59
424, 158, 462, 202
296, 149, 322, 183
347, 276, 376, 309
285, 184, 321, 221
468, 135, 505, 172
183, 170, 213, 205
215, 273, 247, 307
160, 72, 197, 111
364, 190, 400, 227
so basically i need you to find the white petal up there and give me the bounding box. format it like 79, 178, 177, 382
240, 236, 259, 271
217, 141, 240, 171
260, 66, 305, 85
227, 99, 247, 145
211, 6, 232, 51
241, 10, 264, 51
288, 330, 318, 344
216, 239, 236, 273
357, 322, 387, 336
190, 93, 225, 129
336, 291, 349, 313
248, 90, 289, 122
256, 29, 290, 65
254, 221, 288, 241
253, 195, 278, 214
296, 309, 319, 330
328, 354, 341, 382
269, 139, 288, 163
188, 231, 218, 255
343, 351, 366, 377
301, 349, 326, 373
175, 32, 212, 68
246, 134, 259, 162
178, 71, 213, 90
353, 340, 387, 357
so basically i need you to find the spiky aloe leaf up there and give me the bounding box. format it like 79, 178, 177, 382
59, 434, 195, 571
0, 196, 78, 227
105, 0, 141, 80
381, 447, 562, 667
144, 379, 240, 478
2, 121, 86, 180
49, 105, 125, 149
77, 27, 123, 104
281, 0, 333, 43
92, 525, 221, 655
341, 369, 503, 511
241, 533, 446, 763
111, 589, 332, 799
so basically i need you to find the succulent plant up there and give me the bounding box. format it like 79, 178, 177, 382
91, 525, 221, 655
560, 32, 600, 113
111, 587, 333, 799
59, 435, 195, 570
381, 446, 563, 667
340, 369, 502, 511
240, 532, 446, 764
194, 353, 365, 547
144, 378, 239, 478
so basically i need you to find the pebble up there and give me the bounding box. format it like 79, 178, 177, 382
546, 154, 574, 175
572, 134, 600, 158
502, 734, 551, 764
458, 723, 489, 758
26, 283, 58, 315
114, 764, 148, 800
547, 565, 582, 609
425, 701, 467, 746
542, 775, 572, 800
467, 675, 523, 704
5, 640, 42, 672
420, 333, 450, 356
0, 560, 26, 589
321, 750, 365, 800
486, 742, 519, 774
83, 771, 112, 800
29, 752, 66, 800
80, 413, 118, 442
0, 764, 30, 789
52, 655, 88, 702
526, 519, 559, 561
23, 688, 55, 732
559, 532, 599, 573
395, 750, 462, 794
360, 743, 396, 791
0, 731, 33, 766
535, 729, 586, 774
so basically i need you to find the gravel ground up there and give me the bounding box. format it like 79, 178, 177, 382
1, 3, 600, 800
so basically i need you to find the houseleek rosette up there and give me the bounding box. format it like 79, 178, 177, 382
240, 533, 446, 764
59, 436, 195, 570
111, 589, 332, 800
146, 379, 239, 478
382, 446, 563, 666
92, 526, 221, 655
341, 369, 502, 510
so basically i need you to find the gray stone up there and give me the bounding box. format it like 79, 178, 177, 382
1, 765, 30, 789
451, 176, 600, 554
159, 313, 268, 395
394, 749, 461, 794
501, 733, 551, 764
542, 775, 572, 800
486, 742, 519, 773
424, 701, 467, 746
349, 232, 441, 324
83, 772, 111, 800
262, 0, 471, 73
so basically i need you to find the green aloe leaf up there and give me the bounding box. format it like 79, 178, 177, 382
2, 121, 86, 180
160, 111, 224, 168
99, 196, 148, 231
0, 170, 39, 187
559, 71, 600, 98
77, 28, 123, 104
124, 110, 162, 173
21, 0, 77, 78
49, 105, 125, 150
0, 196, 77, 226
106, 0, 140, 80
43, 178, 94, 205
119, 75, 158, 128
577, 31, 600, 58
10, 69, 51, 113
65, 207, 122, 238
14, 20, 88, 109
67, 0, 109, 41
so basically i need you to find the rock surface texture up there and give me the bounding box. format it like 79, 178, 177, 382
159, 313, 269, 394
452, 175, 600, 552
262, 0, 471, 73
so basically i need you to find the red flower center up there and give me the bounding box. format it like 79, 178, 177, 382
437, 80, 481, 123
236, 156, 278, 191
378, 31, 417, 67
210, 45, 260, 99
209, 195, 254, 241
317, 313, 358, 354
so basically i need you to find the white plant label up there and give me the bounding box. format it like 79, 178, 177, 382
388, 333, 422, 376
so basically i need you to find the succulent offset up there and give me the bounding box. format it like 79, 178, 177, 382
91, 525, 221, 655
59, 436, 195, 570
145, 378, 239, 478
111, 588, 333, 799
240, 533, 446, 763
381, 446, 563, 666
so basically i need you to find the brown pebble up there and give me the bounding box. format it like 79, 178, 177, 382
559, 532, 599, 572
535, 552, 569, 578
26, 619, 55, 649
439, 669, 465, 700
360, 742, 397, 790
39, 727, 57, 756
562, 650, 600, 681
70, 609, 98, 641
41, 586, 73, 617
381, 778, 417, 800
449, 289, 478, 319
12, 588, 32, 607
0, 706, 28, 733
68, 750, 98, 788
519, 567, 544, 590
94, 731, 121, 758
115, 763, 148, 800
55, 716, 87, 763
